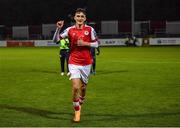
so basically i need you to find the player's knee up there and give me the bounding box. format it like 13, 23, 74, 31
73, 85, 79, 90
81, 85, 86, 90
72, 82, 80, 91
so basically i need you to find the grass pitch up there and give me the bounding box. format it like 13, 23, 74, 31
0, 46, 180, 127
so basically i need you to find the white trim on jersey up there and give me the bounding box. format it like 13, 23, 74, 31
90, 26, 98, 48
91, 27, 97, 41
60, 26, 74, 38
90, 41, 98, 48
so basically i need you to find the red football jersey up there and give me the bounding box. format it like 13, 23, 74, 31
60, 24, 97, 66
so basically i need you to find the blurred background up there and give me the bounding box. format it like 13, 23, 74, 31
0, 0, 180, 41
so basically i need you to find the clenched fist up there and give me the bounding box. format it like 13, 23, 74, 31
56, 21, 64, 29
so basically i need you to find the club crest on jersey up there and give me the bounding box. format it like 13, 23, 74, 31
84, 31, 89, 35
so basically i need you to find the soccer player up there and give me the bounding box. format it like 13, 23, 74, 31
52, 8, 98, 122
90, 46, 100, 75
56, 38, 70, 76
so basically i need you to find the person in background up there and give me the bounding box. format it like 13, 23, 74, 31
132, 36, 138, 46
90, 46, 100, 75
124, 35, 137, 46
57, 38, 70, 76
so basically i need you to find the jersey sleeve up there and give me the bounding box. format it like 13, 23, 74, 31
90, 27, 99, 48
91, 27, 98, 41
60, 27, 70, 38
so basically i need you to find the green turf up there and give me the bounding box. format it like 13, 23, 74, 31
0, 46, 180, 127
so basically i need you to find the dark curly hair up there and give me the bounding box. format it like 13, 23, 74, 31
75, 8, 86, 16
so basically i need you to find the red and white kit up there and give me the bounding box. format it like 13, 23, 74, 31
59, 24, 98, 83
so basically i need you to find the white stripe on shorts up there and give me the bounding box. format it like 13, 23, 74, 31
68, 64, 91, 84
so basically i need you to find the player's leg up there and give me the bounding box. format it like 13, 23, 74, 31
79, 83, 86, 105
66, 51, 70, 76
79, 64, 91, 105
68, 64, 81, 122
60, 50, 65, 75
69, 64, 91, 122
71, 78, 81, 110
90, 57, 94, 74
71, 78, 82, 122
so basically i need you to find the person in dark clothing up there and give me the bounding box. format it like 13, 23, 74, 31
90, 46, 100, 75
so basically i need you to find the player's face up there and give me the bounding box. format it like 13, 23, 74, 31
74, 12, 86, 26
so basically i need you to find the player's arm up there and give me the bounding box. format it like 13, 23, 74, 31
52, 21, 64, 43
77, 39, 98, 48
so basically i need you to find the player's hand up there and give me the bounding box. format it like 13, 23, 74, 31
77, 38, 83, 46
77, 38, 89, 46
96, 52, 100, 55
56, 21, 64, 28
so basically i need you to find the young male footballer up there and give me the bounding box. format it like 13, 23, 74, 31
53, 8, 98, 122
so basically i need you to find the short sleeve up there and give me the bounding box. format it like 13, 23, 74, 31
60, 27, 71, 38
91, 27, 97, 41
